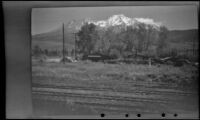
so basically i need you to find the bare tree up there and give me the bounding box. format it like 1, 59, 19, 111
156, 26, 169, 57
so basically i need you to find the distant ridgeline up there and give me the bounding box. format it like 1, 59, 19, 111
32, 14, 198, 61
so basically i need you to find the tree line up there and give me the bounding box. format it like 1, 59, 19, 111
76, 22, 169, 59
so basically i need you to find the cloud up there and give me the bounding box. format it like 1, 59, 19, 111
135, 18, 162, 26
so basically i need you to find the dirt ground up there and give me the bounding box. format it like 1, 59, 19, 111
31, 60, 199, 117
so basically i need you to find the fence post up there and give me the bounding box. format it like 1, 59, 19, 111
148, 58, 151, 67
62, 23, 65, 64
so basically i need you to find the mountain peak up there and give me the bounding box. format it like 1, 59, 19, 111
108, 14, 132, 26
109, 14, 128, 20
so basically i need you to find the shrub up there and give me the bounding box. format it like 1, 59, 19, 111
109, 48, 121, 59
170, 48, 178, 57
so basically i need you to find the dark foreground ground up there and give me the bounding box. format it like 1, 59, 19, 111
32, 60, 199, 118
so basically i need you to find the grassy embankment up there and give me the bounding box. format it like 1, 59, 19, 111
32, 60, 199, 115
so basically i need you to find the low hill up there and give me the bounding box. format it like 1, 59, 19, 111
168, 29, 198, 43
32, 25, 76, 51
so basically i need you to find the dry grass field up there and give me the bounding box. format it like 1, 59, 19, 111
32, 59, 198, 116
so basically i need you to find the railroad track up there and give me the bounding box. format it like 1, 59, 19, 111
32, 83, 197, 96
32, 84, 196, 104
32, 83, 198, 114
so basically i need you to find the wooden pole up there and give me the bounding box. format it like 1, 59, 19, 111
148, 58, 151, 67
63, 23, 65, 63
72, 33, 77, 60
74, 33, 77, 60
193, 38, 195, 56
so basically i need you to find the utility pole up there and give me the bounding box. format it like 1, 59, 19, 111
62, 23, 65, 63
72, 32, 77, 60
193, 38, 195, 56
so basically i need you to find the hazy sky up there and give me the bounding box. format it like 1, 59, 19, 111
32, 6, 198, 35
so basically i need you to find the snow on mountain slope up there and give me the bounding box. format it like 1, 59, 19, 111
107, 14, 132, 26
83, 14, 162, 30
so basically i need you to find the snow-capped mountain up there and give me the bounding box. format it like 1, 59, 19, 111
84, 14, 162, 30
107, 14, 133, 26
66, 19, 83, 32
